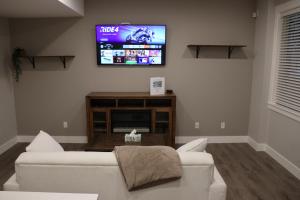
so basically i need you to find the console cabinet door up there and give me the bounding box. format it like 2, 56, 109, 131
90, 109, 108, 142
153, 108, 173, 146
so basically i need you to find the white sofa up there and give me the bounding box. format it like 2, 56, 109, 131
4, 151, 226, 200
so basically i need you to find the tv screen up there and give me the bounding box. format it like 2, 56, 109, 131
96, 24, 166, 66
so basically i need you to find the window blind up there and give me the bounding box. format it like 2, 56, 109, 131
275, 11, 300, 113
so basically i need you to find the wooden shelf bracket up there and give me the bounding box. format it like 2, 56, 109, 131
19, 55, 75, 69
228, 46, 235, 59
59, 56, 67, 68
26, 56, 36, 68
187, 44, 246, 59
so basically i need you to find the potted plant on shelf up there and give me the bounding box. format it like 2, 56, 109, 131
12, 48, 26, 82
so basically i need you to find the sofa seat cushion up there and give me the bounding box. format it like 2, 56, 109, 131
0, 191, 98, 200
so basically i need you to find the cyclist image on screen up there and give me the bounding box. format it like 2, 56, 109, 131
126, 27, 155, 44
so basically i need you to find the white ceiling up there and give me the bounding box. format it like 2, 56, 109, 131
0, 0, 84, 18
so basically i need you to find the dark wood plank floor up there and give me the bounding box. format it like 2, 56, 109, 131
206, 143, 300, 200
0, 143, 299, 200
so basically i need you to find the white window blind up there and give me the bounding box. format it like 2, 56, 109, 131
274, 11, 300, 114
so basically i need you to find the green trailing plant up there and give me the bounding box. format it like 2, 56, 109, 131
12, 48, 25, 82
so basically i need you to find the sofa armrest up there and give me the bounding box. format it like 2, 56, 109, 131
209, 167, 227, 200
3, 174, 20, 191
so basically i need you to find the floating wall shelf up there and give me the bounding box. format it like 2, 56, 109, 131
19, 55, 75, 68
187, 45, 246, 59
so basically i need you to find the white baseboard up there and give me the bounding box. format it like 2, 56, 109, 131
175, 136, 248, 144
0, 137, 17, 155
248, 136, 300, 180
247, 137, 266, 151
17, 135, 248, 144
265, 144, 300, 179
17, 136, 87, 143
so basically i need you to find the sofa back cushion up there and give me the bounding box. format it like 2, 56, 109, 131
15, 152, 214, 200
177, 138, 208, 152
26, 130, 64, 152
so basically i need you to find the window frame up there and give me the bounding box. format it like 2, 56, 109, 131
268, 0, 300, 122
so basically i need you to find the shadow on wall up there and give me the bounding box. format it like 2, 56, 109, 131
183, 46, 247, 59
9, 18, 80, 71
0, 50, 14, 88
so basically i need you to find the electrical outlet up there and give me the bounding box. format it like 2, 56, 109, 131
221, 121, 225, 129
63, 121, 68, 128
195, 122, 200, 129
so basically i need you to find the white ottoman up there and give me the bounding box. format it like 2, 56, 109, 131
0, 191, 99, 200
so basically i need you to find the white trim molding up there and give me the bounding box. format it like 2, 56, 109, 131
268, 0, 300, 122
248, 136, 300, 180
175, 136, 248, 144
268, 103, 300, 123
265, 145, 300, 180
2, 135, 299, 180
18, 135, 248, 144
17, 136, 87, 144
0, 137, 17, 155
247, 137, 266, 151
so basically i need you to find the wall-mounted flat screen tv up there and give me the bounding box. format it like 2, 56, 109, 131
96, 24, 166, 66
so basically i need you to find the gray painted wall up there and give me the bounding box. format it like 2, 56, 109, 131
10, 0, 255, 137
249, 0, 300, 168
248, 0, 273, 143
0, 18, 17, 146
